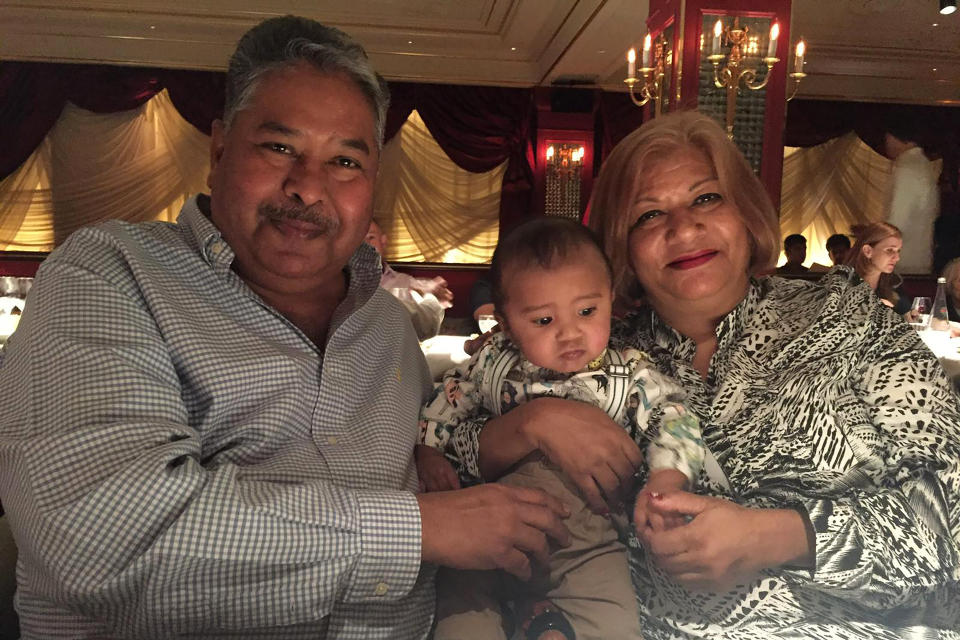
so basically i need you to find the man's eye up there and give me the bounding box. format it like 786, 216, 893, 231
333, 157, 362, 170
533, 317, 552, 327
693, 192, 722, 206
262, 142, 294, 155
579, 306, 597, 317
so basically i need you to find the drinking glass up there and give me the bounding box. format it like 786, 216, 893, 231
477, 314, 498, 334
910, 296, 931, 328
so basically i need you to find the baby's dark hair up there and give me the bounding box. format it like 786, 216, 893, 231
490, 217, 612, 312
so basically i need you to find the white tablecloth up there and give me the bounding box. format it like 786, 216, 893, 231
918, 325, 960, 381
420, 334, 472, 381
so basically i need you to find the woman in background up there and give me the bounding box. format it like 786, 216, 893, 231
845, 221, 907, 311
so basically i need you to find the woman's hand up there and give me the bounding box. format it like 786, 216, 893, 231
633, 468, 689, 532
638, 492, 813, 592
415, 444, 461, 492
521, 397, 644, 514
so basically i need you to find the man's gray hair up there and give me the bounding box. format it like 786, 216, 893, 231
224, 15, 390, 148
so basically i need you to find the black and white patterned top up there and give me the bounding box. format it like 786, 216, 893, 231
0, 196, 434, 639
611, 269, 960, 639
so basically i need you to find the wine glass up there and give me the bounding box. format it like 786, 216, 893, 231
477, 314, 498, 334
910, 296, 931, 328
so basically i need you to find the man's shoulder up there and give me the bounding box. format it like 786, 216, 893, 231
48, 219, 183, 270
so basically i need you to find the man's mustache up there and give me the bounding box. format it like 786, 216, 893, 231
259, 203, 338, 234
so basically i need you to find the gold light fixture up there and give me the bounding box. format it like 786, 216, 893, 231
706, 17, 806, 138
623, 32, 668, 116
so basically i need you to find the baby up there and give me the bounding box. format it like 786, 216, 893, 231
417, 217, 704, 640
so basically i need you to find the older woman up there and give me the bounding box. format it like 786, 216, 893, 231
449, 111, 960, 638
845, 221, 905, 309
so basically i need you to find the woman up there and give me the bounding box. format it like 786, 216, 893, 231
845, 221, 905, 310
942, 257, 960, 322
448, 111, 960, 638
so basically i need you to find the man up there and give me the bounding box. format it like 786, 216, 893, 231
776, 233, 809, 275
884, 118, 940, 274
364, 219, 452, 340
0, 16, 570, 639
825, 233, 851, 266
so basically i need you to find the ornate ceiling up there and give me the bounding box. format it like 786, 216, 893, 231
1, 0, 958, 104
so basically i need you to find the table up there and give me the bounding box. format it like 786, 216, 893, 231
420, 334, 472, 381
916, 323, 960, 386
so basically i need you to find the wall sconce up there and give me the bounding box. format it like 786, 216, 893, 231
707, 17, 806, 138
624, 32, 667, 115
940, 0, 957, 15
544, 143, 586, 220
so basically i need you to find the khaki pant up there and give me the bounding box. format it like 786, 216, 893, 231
433, 456, 643, 640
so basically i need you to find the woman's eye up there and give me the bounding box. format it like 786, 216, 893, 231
533, 317, 552, 327
630, 209, 663, 230
578, 306, 597, 317
693, 192, 722, 206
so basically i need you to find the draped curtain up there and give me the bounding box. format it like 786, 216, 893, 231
778, 133, 894, 265
0, 62, 535, 259
374, 111, 503, 263
0, 93, 210, 250
779, 99, 958, 265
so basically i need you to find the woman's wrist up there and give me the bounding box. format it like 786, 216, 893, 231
755, 507, 815, 570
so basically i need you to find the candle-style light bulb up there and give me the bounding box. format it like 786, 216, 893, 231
642, 33, 652, 68
794, 39, 805, 74
712, 19, 722, 56
546, 145, 555, 160
767, 22, 779, 58
627, 48, 636, 78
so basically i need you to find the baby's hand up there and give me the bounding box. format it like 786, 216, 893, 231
633, 468, 689, 535
415, 444, 461, 492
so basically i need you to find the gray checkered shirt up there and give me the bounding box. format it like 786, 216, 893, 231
0, 195, 435, 639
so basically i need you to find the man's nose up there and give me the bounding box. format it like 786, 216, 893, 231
283, 157, 328, 206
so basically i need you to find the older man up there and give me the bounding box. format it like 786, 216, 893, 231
0, 16, 567, 639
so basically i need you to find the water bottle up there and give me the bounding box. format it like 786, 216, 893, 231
929, 277, 951, 332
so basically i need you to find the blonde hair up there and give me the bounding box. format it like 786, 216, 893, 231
588, 110, 779, 305
846, 221, 902, 301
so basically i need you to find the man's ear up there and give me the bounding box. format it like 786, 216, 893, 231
207, 119, 226, 190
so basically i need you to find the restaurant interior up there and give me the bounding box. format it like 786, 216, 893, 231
0, 0, 959, 634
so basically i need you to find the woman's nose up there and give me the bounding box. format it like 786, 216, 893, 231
664, 207, 703, 239
283, 157, 328, 206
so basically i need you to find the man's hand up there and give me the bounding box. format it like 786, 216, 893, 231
520, 398, 644, 514
414, 444, 461, 492
418, 484, 571, 580
638, 492, 813, 592
413, 277, 454, 309
633, 468, 689, 533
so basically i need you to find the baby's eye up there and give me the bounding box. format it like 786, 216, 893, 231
578, 306, 597, 317
533, 317, 552, 327
693, 192, 723, 206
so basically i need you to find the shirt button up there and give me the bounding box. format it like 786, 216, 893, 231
327, 436, 338, 446
374, 582, 389, 596
210, 243, 222, 256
